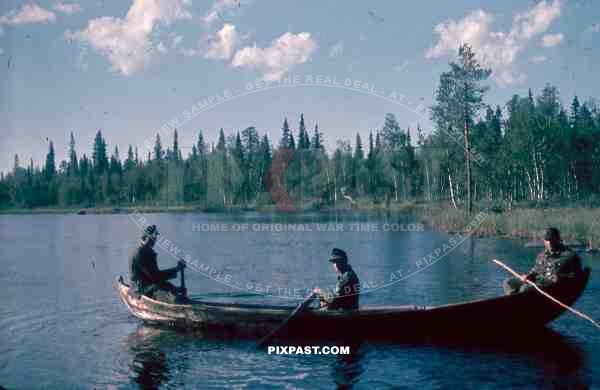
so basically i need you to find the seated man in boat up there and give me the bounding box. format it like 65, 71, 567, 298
129, 224, 186, 303
313, 248, 360, 310
503, 227, 583, 295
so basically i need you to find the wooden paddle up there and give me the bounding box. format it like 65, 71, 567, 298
178, 259, 187, 298
257, 292, 317, 348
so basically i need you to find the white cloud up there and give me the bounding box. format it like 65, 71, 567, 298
67, 0, 192, 76
232, 32, 317, 80
511, 0, 561, 40
496, 70, 526, 88
530, 55, 547, 64
53, 2, 82, 15
205, 24, 238, 59
393, 61, 410, 72
425, 10, 494, 59
157, 41, 167, 53
203, 0, 240, 25
172, 34, 183, 48
328, 42, 344, 58
182, 47, 200, 57
425, 0, 562, 87
540, 33, 563, 47
0, 3, 56, 25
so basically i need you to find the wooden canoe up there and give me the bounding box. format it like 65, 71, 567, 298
115, 268, 590, 340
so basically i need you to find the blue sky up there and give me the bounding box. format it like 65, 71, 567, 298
0, 0, 599, 172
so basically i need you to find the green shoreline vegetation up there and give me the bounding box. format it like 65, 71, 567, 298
1, 45, 600, 250
1, 201, 599, 252
418, 204, 600, 252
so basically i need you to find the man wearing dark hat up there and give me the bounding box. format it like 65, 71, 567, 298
503, 227, 583, 295
313, 248, 360, 310
129, 224, 186, 303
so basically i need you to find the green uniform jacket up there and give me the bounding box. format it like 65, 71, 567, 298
328, 266, 360, 310
526, 246, 582, 288
129, 245, 178, 295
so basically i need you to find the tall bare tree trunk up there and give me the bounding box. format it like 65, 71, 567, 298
425, 161, 431, 201
448, 170, 458, 209
464, 121, 473, 215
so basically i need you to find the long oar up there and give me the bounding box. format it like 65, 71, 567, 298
257, 292, 317, 348
492, 259, 600, 330
179, 258, 187, 297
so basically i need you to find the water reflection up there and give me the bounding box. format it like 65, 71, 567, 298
122, 326, 172, 389
511, 329, 589, 389
2, 212, 596, 389
424, 328, 589, 389
118, 321, 589, 389
330, 341, 366, 389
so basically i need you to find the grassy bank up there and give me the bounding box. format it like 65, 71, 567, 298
418, 205, 600, 251
2, 201, 598, 251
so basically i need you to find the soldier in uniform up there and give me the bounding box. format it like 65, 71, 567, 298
313, 248, 360, 310
129, 225, 186, 303
503, 227, 583, 295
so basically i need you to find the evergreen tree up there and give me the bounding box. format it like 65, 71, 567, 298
125, 145, 136, 170
45, 141, 56, 179
172, 129, 180, 162
233, 131, 245, 164
109, 146, 122, 174
216, 128, 226, 151
353, 133, 367, 195
13, 154, 20, 174
92, 130, 108, 172
354, 133, 364, 160
2, 83, 600, 211
260, 134, 272, 164
298, 113, 309, 149
431, 44, 491, 213
197, 130, 206, 158
68, 132, 78, 175
154, 133, 164, 161
280, 118, 293, 148
381, 113, 406, 149
311, 123, 323, 150
241, 126, 260, 156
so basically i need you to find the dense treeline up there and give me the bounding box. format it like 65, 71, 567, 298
1, 46, 600, 212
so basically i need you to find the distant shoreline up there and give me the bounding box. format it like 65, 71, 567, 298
0, 200, 415, 216
1, 202, 598, 252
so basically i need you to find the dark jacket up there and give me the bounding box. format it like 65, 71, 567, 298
328, 265, 360, 310
129, 245, 178, 294
526, 245, 582, 287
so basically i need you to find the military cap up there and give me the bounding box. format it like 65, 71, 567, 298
329, 248, 348, 264
142, 224, 160, 239
544, 227, 561, 245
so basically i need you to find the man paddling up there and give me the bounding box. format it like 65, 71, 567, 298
129, 225, 186, 303
313, 248, 360, 310
503, 227, 583, 295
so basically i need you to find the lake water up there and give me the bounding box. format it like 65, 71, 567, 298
1, 212, 598, 389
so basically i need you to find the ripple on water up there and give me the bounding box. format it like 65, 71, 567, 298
1, 214, 599, 389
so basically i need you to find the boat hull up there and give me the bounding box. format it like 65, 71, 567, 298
115, 269, 590, 340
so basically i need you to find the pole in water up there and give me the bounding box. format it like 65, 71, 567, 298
492, 259, 600, 331
257, 292, 316, 348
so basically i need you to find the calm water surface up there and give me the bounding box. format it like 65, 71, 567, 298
0, 212, 598, 389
